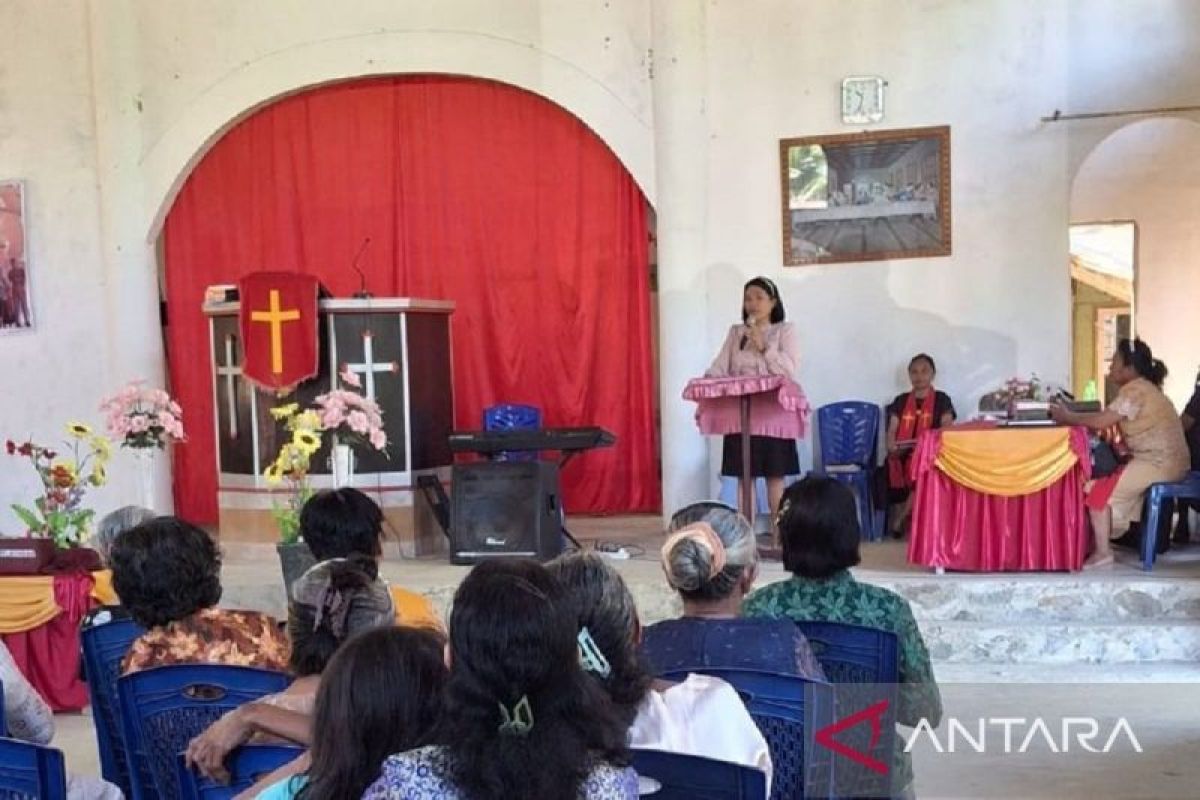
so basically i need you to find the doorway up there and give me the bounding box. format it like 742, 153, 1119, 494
1069, 221, 1134, 404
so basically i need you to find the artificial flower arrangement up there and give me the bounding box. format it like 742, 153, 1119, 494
99, 381, 185, 449
978, 374, 1068, 414
6, 423, 111, 548
264, 368, 387, 543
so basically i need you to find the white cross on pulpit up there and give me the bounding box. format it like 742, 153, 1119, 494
344, 330, 398, 400
215, 334, 241, 438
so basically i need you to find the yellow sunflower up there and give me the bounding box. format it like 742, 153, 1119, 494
67, 422, 93, 438
292, 429, 322, 455
89, 463, 107, 487
90, 435, 112, 461
269, 403, 300, 421
263, 459, 284, 485
293, 410, 322, 432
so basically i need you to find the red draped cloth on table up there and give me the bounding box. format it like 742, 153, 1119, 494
163, 76, 658, 522
0, 573, 95, 711
907, 426, 1091, 572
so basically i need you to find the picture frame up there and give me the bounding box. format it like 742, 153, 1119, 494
0, 180, 32, 332
780, 125, 951, 266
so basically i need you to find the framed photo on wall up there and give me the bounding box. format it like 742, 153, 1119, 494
0, 180, 32, 332
780, 125, 951, 266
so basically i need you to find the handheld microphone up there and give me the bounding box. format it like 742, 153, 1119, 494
351, 237, 372, 299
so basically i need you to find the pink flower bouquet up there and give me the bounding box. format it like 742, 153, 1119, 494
100, 381, 185, 449
315, 368, 388, 452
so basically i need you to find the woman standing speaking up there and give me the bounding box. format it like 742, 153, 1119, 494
705, 276, 800, 526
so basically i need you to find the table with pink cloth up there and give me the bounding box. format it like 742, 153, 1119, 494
906, 424, 1092, 572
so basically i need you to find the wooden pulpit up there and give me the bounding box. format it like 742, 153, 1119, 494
203, 297, 455, 555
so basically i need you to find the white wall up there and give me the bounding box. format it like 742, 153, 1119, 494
1071, 118, 1200, 408
3, 0, 1200, 529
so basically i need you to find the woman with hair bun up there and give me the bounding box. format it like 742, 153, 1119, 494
1051, 338, 1190, 567
640, 501, 823, 680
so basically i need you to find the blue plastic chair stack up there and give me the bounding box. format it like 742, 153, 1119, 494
176, 744, 305, 800
0, 737, 68, 800
482, 403, 542, 462
662, 668, 834, 800
80, 618, 146, 799
1140, 471, 1200, 570
795, 622, 899, 799
632, 749, 767, 800
816, 402, 882, 540
117, 664, 291, 800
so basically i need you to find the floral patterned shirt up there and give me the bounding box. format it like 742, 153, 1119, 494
120, 607, 289, 674
361, 745, 638, 799
742, 570, 942, 789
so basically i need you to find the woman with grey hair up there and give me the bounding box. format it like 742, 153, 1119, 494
640, 501, 824, 680
91, 505, 157, 564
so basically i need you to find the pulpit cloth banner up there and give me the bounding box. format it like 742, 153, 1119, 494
163, 76, 658, 521
238, 272, 320, 392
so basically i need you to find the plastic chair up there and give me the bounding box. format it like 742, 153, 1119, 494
1141, 471, 1200, 570
482, 403, 542, 462
662, 668, 834, 800
0, 737, 68, 798
117, 664, 291, 800
176, 744, 305, 800
632, 748, 767, 800
80, 617, 146, 800
815, 402, 882, 540
794, 622, 899, 798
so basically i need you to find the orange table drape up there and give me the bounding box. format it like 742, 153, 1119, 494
934, 427, 1079, 497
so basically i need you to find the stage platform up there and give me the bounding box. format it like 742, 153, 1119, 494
218, 514, 1200, 671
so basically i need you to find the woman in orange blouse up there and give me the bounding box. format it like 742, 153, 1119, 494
1051, 339, 1189, 568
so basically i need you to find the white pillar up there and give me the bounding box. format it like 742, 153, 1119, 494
87, 0, 174, 512
651, 0, 710, 523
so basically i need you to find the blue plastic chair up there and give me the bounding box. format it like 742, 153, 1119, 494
176, 744, 305, 799
80, 617, 146, 799
1141, 471, 1200, 570
0, 737, 68, 798
632, 749, 767, 800
816, 402, 882, 540
794, 622, 899, 799
118, 664, 291, 800
662, 668, 834, 800
483, 403, 542, 462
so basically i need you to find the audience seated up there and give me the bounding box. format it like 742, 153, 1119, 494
548, 551, 772, 785
79, 505, 155, 630
184, 555, 396, 779
641, 501, 824, 680
110, 516, 289, 674
1, 639, 122, 799
250, 626, 447, 800
362, 559, 637, 799
1050, 338, 1190, 566
299, 488, 441, 630
742, 476, 942, 796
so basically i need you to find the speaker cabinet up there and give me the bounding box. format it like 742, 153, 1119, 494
450, 461, 563, 565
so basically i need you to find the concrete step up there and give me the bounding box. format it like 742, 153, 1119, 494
922, 619, 1200, 664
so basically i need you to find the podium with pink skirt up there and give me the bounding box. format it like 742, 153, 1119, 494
683, 375, 811, 525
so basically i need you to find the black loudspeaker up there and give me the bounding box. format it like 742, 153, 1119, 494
450, 461, 563, 565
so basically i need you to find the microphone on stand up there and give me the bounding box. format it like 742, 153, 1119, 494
351, 237, 372, 299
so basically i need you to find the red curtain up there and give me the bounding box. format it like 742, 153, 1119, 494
164, 76, 659, 522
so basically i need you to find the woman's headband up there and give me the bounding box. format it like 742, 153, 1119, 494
748, 276, 779, 300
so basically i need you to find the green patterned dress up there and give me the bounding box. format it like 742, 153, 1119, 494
743, 570, 942, 790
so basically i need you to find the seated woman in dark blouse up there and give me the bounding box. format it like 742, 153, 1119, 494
885, 353, 956, 537
641, 501, 824, 681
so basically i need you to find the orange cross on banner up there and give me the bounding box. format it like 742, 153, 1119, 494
250, 289, 301, 374
238, 272, 320, 392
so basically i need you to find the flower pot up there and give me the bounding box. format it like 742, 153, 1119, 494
0, 537, 57, 575
331, 443, 355, 489
276, 541, 317, 600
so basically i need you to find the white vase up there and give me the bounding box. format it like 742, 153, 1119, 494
133, 448, 157, 511
332, 443, 356, 488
